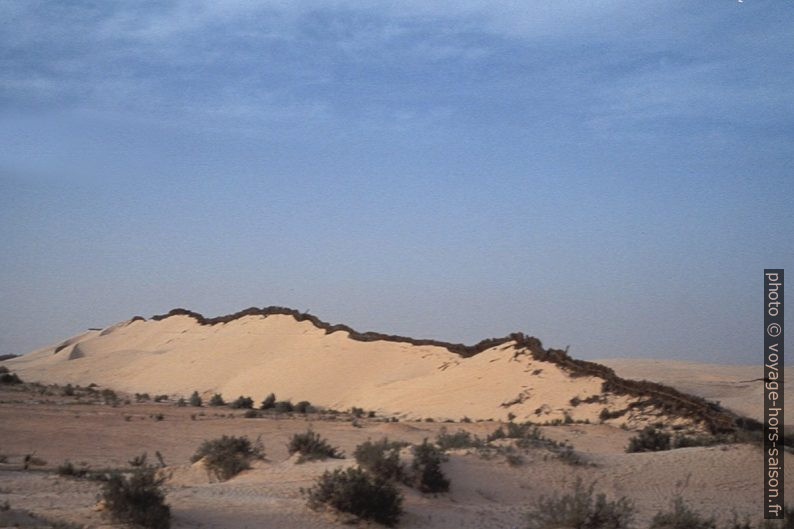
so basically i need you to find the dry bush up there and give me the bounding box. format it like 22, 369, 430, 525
411, 440, 449, 493
288, 430, 343, 463
526, 478, 634, 529
304, 467, 403, 527
102, 466, 170, 529
191, 435, 264, 480
353, 438, 406, 481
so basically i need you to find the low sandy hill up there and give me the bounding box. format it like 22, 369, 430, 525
3, 307, 736, 430
598, 357, 792, 425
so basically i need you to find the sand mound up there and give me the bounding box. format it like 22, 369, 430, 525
598, 357, 792, 425
4, 307, 738, 431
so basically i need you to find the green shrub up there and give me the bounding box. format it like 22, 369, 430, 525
135, 393, 151, 402
101, 466, 170, 529
627, 426, 671, 453
191, 435, 264, 480
351, 406, 365, 418
0, 372, 22, 384
229, 396, 254, 409
304, 467, 403, 527
294, 400, 314, 414
411, 439, 449, 493
649, 497, 716, 529
189, 391, 202, 407
288, 430, 343, 463
175, 398, 186, 407
260, 393, 276, 410
208, 394, 225, 406
354, 438, 406, 481
526, 478, 634, 529
435, 428, 484, 450
488, 421, 539, 442
273, 400, 294, 413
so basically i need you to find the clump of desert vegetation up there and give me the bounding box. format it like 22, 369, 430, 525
435, 428, 485, 450
101, 459, 170, 529
0, 365, 22, 384
288, 429, 344, 463
485, 421, 587, 466
410, 439, 450, 493
525, 478, 635, 529
188, 391, 202, 407
208, 393, 225, 406
354, 438, 407, 481
191, 435, 264, 480
304, 467, 403, 527
228, 395, 254, 409
626, 424, 764, 454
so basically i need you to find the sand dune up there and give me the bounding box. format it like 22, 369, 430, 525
598, 358, 792, 425
4, 307, 736, 431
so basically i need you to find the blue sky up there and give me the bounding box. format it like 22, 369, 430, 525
1, 1, 792, 363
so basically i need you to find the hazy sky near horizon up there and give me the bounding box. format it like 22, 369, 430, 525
1, 1, 792, 363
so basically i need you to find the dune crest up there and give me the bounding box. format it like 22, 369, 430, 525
5, 307, 737, 431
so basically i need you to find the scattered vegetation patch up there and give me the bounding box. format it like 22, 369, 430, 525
0, 372, 22, 384
101, 465, 170, 529
288, 430, 343, 463
485, 421, 587, 466
208, 394, 225, 406
273, 400, 294, 413
191, 435, 264, 480
260, 393, 276, 410
57, 460, 88, 478
649, 497, 716, 529
228, 396, 254, 409
627, 426, 672, 453
294, 400, 315, 414
435, 428, 485, 450
411, 440, 449, 493
189, 391, 202, 407
304, 466, 403, 527
354, 438, 406, 481
600, 408, 628, 422
525, 478, 635, 529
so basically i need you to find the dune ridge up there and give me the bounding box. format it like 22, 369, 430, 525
4, 306, 740, 432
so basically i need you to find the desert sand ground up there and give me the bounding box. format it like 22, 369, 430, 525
0, 382, 789, 529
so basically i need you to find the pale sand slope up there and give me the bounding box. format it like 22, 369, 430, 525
598, 358, 792, 425
6, 313, 694, 428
